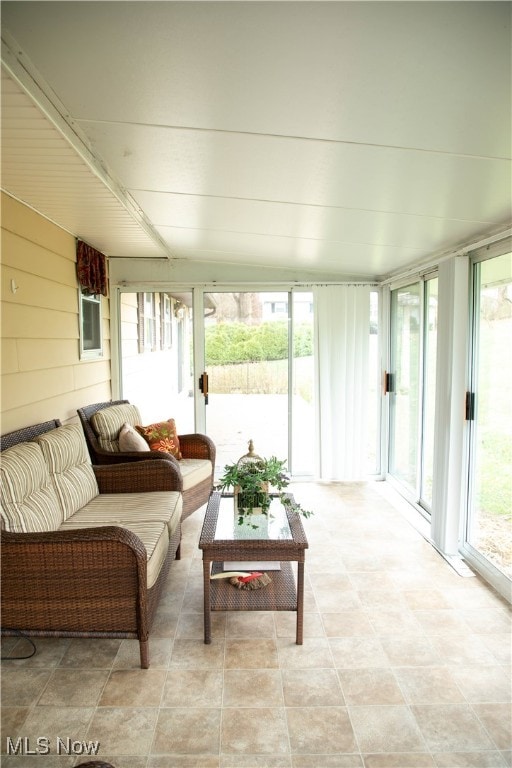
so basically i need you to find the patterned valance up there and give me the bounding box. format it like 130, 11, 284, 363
76, 240, 108, 296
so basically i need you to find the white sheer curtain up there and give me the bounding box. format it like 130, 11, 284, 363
314, 285, 370, 480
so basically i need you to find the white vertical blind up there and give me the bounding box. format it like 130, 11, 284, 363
314, 285, 371, 480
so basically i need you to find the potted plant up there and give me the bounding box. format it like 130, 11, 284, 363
217, 441, 313, 522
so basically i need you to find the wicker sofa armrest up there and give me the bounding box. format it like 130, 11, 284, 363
179, 433, 216, 464
93, 460, 183, 494
1, 525, 148, 633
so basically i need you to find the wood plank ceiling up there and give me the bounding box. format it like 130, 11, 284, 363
1, 2, 511, 280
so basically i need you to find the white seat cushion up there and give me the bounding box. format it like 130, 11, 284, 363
60, 491, 182, 537
179, 458, 213, 491
59, 491, 182, 588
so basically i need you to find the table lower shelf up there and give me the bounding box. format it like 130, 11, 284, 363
209, 561, 297, 612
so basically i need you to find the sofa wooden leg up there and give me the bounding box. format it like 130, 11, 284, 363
140, 639, 149, 669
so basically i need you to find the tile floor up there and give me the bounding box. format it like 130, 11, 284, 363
1, 481, 511, 768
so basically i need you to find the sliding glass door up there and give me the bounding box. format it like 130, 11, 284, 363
388, 277, 438, 509
465, 251, 512, 582
203, 290, 314, 476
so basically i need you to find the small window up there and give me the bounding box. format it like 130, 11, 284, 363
137, 292, 157, 352
79, 290, 103, 359
143, 293, 156, 351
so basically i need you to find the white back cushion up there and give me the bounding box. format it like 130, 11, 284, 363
118, 423, 150, 452
34, 425, 98, 519
91, 404, 142, 452
0, 442, 62, 532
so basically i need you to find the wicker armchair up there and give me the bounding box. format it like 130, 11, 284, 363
1, 420, 182, 669
77, 400, 215, 519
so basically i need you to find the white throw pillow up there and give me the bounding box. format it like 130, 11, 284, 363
118, 422, 150, 452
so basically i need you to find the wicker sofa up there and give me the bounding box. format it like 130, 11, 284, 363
77, 400, 215, 520
0, 419, 183, 668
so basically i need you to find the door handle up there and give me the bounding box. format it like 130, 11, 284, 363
199, 371, 209, 405
384, 371, 395, 394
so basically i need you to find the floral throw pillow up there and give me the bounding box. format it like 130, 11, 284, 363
135, 419, 182, 459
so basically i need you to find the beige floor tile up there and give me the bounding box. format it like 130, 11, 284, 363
99, 668, 166, 706
275, 610, 325, 638
390, 571, 442, 592
1, 668, 52, 706
225, 611, 276, 638
1, 481, 510, 768
221, 707, 289, 754
18, 705, 95, 750
1, 637, 70, 668
458, 608, 512, 635
471, 703, 512, 750
182, 584, 207, 613
347, 572, 398, 593
402, 589, 452, 610
58, 639, 122, 668
441, 584, 506, 609
380, 635, 440, 667
411, 703, 495, 751
356, 588, 407, 609
170, 638, 225, 668
152, 707, 221, 754
223, 668, 283, 707
349, 704, 426, 752
95, 757, 148, 768
177, 611, 226, 639
329, 637, 389, 668
339, 552, 387, 572
277, 637, 334, 668
224, 638, 279, 668
291, 756, 363, 768
480, 634, 512, 664
38, 669, 109, 707
363, 755, 435, 768
338, 668, 404, 705
433, 751, 509, 767
309, 572, 354, 593
1, 757, 75, 767
86, 707, 158, 755
286, 706, 357, 753
150, 607, 180, 638
307, 547, 348, 573
322, 610, 375, 637
315, 589, 363, 611
149, 757, 220, 768
1, 707, 30, 753
429, 635, 500, 666
393, 667, 465, 704
451, 666, 512, 702
366, 607, 425, 636
221, 756, 291, 768
162, 669, 223, 707
113, 637, 173, 669
282, 668, 344, 706
412, 609, 476, 635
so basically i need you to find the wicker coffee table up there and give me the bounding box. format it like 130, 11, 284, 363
199, 490, 308, 644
